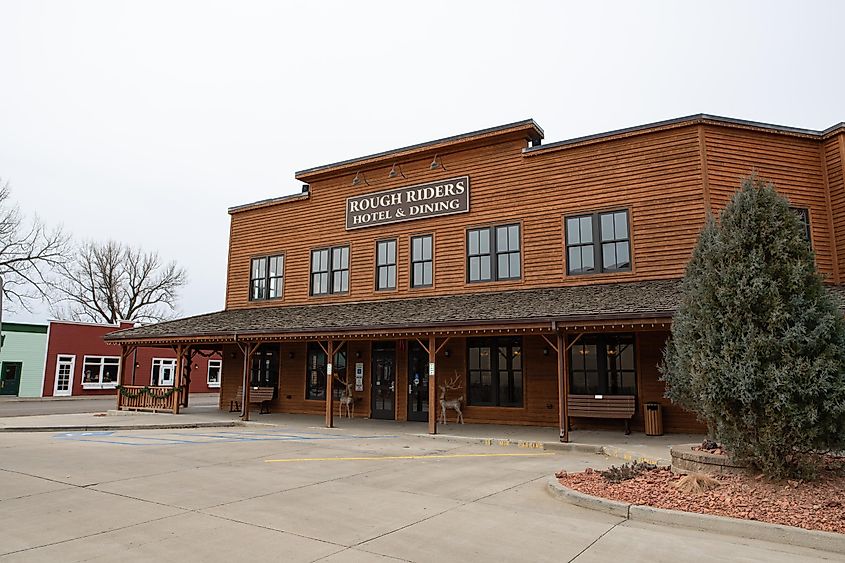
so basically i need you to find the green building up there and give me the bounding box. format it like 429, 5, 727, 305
0, 322, 48, 397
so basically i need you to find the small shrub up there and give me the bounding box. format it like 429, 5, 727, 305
600, 461, 658, 483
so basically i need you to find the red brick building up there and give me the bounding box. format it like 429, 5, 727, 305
43, 320, 221, 397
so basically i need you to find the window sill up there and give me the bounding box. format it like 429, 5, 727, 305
207, 383, 221, 389
82, 383, 117, 390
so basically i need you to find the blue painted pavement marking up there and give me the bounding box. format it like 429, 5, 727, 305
53, 429, 398, 447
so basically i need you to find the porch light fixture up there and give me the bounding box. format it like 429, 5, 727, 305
429, 154, 447, 171
444, 348, 451, 357
388, 163, 405, 179
543, 347, 549, 356
356, 351, 362, 359
288, 351, 295, 360
352, 171, 369, 187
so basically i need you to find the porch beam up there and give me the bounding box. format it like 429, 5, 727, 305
326, 340, 334, 428
415, 338, 430, 355
434, 337, 451, 355
428, 334, 436, 435
540, 334, 558, 354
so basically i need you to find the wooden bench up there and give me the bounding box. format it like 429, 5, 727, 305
567, 394, 636, 435
229, 386, 275, 414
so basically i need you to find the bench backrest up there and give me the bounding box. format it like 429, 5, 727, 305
233, 386, 275, 402
567, 394, 636, 418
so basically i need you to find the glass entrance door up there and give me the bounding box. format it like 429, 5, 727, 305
54, 355, 75, 397
407, 341, 429, 422
0, 362, 22, 396
371, 342, 396, 420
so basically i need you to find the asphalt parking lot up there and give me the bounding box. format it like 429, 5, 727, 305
0, 424, 838, 562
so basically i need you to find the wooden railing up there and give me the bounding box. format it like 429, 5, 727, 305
117, 385, 179, 412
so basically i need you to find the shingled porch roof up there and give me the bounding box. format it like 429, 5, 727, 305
103, 279, 845, 345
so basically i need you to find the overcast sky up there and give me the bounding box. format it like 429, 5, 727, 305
1, 0, 843, 324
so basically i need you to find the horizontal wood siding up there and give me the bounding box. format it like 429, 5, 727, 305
226, 127, 707, 309
636, 331, 703, 434
704, 127, 835, 279
825, 135, 845, 280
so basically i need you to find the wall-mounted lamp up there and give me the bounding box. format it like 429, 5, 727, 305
352, 171, 369, 187
543, 347, 549, 356
288, 351, 295, 360
134, 362, 140, 369
444, 348, 451, 358
387, 163, 405, 179
356, 351, 362, 359
193, 364, 199, 370
429, 154, 447, 171
230, 351, 237, 360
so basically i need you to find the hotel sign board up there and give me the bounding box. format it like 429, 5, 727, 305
346, 176, 470, 230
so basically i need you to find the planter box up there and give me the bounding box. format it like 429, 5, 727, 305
670, 444, 749, 475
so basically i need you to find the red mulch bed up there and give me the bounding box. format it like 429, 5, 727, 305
558, 463, 845, 534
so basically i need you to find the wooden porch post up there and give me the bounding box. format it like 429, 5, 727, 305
239, 342, 255, 422
326, 340, 334, 428
557, 330, 569, 443
117, 344, 126, 411
428, 334, 436, 435
173, 344, 183, 414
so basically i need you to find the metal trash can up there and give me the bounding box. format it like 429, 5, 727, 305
644, 402, 663, 436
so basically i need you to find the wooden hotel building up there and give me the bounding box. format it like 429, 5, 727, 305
105, 114, 845, 439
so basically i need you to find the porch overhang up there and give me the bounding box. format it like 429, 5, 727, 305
102, 279, 689, 346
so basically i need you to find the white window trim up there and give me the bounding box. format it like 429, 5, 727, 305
81, 355, 121, 389
151, 358, 177, 387
207, 359, 222, 388
53, 354, 76, 397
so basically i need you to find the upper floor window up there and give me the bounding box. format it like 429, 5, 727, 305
250, 255, 284, 300
376, 239, 397, 291
311, 246, 349, 295
467, 223, 521, 283
411, 234, 433, 288
565, 210, 630, 275
790, 207, 811, 245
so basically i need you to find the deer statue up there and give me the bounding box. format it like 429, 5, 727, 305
438, 371, 464, 425
334, 373, 354, 418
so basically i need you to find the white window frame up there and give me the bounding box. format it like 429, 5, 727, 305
54, 354, 76, 397
81, 355, 121, 389
207, 359, 222, 388
151, 358, 177, 387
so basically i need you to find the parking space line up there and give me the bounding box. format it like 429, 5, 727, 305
264, 452, 554, 463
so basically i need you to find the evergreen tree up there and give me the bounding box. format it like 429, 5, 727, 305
661, 175, 845, 478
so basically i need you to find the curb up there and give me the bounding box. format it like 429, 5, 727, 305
0, 421, 241, 433
414, 432, 669, 465
546, 477, 845, 555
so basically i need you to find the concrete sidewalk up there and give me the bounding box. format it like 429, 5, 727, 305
0, 407, 703, 464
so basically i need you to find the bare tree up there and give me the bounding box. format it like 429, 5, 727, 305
53, 240, 187, 323
0, 179, 70, 311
